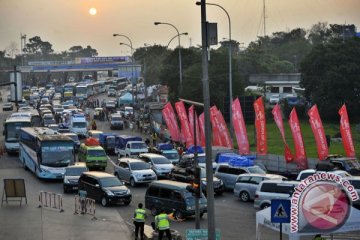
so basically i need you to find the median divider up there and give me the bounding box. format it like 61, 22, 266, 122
74, 195, 97, 220
38, 191, 64, 212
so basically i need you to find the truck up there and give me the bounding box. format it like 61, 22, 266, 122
114, 135, 148, 158
69, 113, 87, 138
99, 133, 116, 155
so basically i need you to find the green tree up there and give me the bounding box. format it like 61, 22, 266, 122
23, 36, 54, 58
68, 45, 98, 57
300, 37, 360, 121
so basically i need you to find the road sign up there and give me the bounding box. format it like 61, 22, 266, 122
186, 229, 221, 240
271, 199, 291, 223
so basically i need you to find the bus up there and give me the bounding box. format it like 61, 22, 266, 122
19, 127, 75, 179
97, 80, 106, 93
75, 84, 89, 100
63, 82, 77, 100
3, 114, 32, 154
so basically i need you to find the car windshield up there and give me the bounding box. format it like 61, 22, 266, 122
112, 117, 122, 121
88, 149, 106, 157
131, 142, 147, 149
162, 152, 179, 160
247, 166, 266, 174
100, 177, 123, 187
73, 122, 86, 128
130, 162, 150, 170
345, 159, 360, 170
65, 167, 87, 176
153, 157, 171, 164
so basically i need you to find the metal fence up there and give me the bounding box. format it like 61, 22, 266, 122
74, 195, 96, 220
38, 191, 64, 212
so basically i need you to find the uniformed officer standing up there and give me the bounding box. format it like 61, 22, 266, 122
133, 203, 147, 240
155, 209, 172, 240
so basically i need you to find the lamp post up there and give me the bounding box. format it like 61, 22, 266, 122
196, 1, 233, 138
154, 21, 183, 96
167, 32, 188, 48
113, 34, 135, 105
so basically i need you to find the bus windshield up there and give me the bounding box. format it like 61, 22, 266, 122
76, 87, 87, 94
41, 141, 73, 167
73, 122, 86, 128
6, 122, 31, 141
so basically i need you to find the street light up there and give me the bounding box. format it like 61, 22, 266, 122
113, 33, 135, 105
196, 1, 233, 138
154, 21, 183, 96
167, 32, 188, 48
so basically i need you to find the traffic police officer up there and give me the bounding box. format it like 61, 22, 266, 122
133, 203, 147, 240
155, 209, 172, 240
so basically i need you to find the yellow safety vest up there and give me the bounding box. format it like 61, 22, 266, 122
156, 213, 170, 230
134, 208, 146, 222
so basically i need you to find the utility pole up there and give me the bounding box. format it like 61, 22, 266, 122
263, 0, 266, 37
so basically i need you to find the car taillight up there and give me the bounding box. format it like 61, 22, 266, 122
255, 194, 259, 199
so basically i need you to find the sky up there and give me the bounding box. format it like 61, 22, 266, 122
0, 0, 360, 57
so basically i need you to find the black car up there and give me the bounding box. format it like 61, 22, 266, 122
78, 171, 132, 207
2, 103, 13, 111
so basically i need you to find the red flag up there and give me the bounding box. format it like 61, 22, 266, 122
289, 108, 308, 169
253, 97, 267, 155
199, 113, 206, 147
215, 109, 233, 148
232, 98, 250, 155
272, 104, 293, 162
175, 101, 194, 147
162, 103, 180, 142
339, 104, 356, 157
210, 106, 223, 146
308, 105, 329, 160
188, 105, 201, 146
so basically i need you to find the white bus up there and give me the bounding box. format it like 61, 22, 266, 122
19, 127, 75, 179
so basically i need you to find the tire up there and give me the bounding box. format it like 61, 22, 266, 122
101, 196, 108, 207
130, 178, 136, 187
239, 191, 250, 202
260, 203, 270, 210
151, 206, 158, 216
174, 210, 184, 220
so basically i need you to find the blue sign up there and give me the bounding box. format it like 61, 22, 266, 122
271, 199, 291, 223
186, 229, 221, 240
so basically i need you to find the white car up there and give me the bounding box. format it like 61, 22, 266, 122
139, 153, 174, 178
269, 94, 280, 104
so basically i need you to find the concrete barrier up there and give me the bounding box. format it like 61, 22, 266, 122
38, 191, 64, 212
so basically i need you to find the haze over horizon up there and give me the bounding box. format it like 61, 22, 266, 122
1, 0, 359, 57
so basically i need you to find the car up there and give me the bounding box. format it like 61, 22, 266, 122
63, 162, 88, 193
78, 171, 132, 207
42, 114, 56, 127
18, 106, 33, 112
47, 124, 59, 132
214, 164, 266, 190
139, 153, 174, 178
62, 132, 81, 152
233, 173, 286, 202
296, 168, 351, 181
269, 94, 280, 104
2, 103, 13, 111
110, 113, 124, 130
181, 153, 217, 170
114, 158, 157, 187
344, 176, 360, 208
254, 179, 299, 209
87, 130, 103, 140
105, 100, 116, 110
107, 89, 117, 97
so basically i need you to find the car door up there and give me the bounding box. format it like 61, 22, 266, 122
116, 162, 127, 182
215, 165, 230, 189
248, 176, 263, 199
228, 168, 247, 189
92, 178, 103, 202
122, 162, 131, 182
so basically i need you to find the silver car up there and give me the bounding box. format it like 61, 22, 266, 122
233, 173, 285, 202
139, 153, 174, 178
114, 158, 157, 187
253, 179, 299, 209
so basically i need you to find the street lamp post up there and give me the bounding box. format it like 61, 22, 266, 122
196, 1, 233, 138
154, 22, 183, 96
113, 34, 135, 105
167, 32, 188, 48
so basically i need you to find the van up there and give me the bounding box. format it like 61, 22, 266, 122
78, 143, 108, 170
145, 180, 207, 219
254, 179, 299, 209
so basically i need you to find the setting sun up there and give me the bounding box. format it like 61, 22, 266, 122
89, 8, 97, 15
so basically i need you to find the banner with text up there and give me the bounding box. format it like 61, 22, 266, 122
253, 97, 267, 155
175, 101, 194, 147
289, 108, 308, 169
162, 103, 181, 142
308, 105, 329, 160
210, 106, 223, 147
232, 98, 250, 155
188, 105, 202, 146
199, 113, 206, 147
339, 104, 356, 157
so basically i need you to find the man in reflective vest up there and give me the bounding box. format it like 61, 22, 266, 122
155, 209, 172, 240
134, 203, 147, 240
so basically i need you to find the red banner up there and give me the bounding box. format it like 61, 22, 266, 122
232, 98, 250, 155
188, 105, 201, 146
253, 97, 267, 155
215, 108, 233, 148
210, 106, 223, 146
199, 113, 206, 147
308, 105, 329, 160
289, 108, 308, 169
162, 103, 180, 142
175, 101, 194, 147
339, 104, 356, 157
272, 104, 293, 162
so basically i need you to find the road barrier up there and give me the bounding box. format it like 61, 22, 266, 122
74, 195, 97, 220
38, 191, 64, 212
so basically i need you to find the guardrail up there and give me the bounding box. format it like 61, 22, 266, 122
38, 191, 64, 212
74, 195, 97, 220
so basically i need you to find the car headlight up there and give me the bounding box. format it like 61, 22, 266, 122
64, 179, 70, 184
133, 172, 142, 178
219, 179, 224, 185
41, 167, 50, 173
126, 189, 131, 195
103, 188, 114, 196
201, 180, 207, 185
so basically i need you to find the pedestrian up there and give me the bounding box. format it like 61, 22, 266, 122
78, 189, 87, 214
152, 132, 157, 146
91, 119, 97, 130
155, 209, 172, 240
145, 138, 150, 147
133, 203, 147, 240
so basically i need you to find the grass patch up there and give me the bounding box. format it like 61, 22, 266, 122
238, 120, 360, 159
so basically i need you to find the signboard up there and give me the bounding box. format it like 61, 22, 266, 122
271, 199, 291, 223
186, 229, 221, 240
75, 56, 130, 64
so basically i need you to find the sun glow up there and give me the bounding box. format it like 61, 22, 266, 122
89, 8, 97, 15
